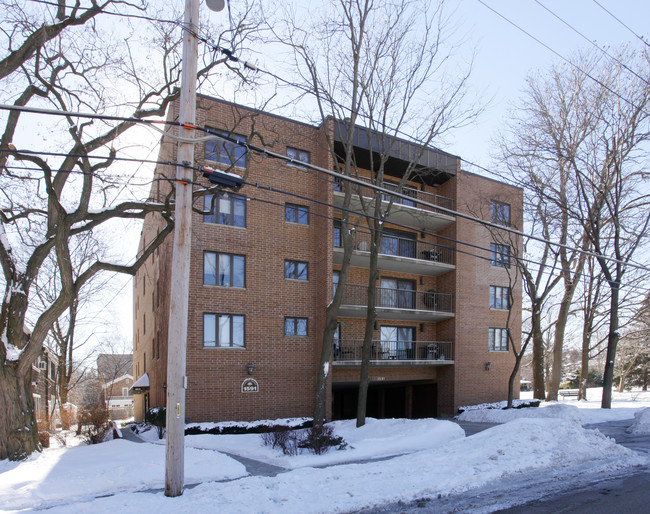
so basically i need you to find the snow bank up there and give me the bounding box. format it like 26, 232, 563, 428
458, 403, 581, 423
31, 419, 642, 514
627, 407, 650, 435
0, 439, 247, 512
185, 418, 465, 469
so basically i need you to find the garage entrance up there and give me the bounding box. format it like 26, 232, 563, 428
332, 381, 437, 420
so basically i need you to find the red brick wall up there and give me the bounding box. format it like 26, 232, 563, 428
134, 97, 524, 422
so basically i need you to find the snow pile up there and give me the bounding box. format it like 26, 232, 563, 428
458, 402, 581, 423
627, 407, 650, 435
0, 439, 247, 512
186, 417, 311, 433
458, 399, 538, 411
186, 418, 465, 469
33, 418, 641, 514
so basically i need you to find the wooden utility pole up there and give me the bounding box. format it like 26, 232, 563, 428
164, 0, 199, 497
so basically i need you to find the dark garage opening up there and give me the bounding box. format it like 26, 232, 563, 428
332, 381, 437, 420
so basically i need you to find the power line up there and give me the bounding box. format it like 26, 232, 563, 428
3, 102, 648, 274
239, 178, 650, 295
476, 0, 650, 117
24, 0, 182, 26
591, 0, 650, 50
533, 0, 650, 88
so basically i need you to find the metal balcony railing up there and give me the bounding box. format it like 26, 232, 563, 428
333, 227, 455, 266
334, 176, 454, 213
340, 284, 454, 313
334, 339, 453, 362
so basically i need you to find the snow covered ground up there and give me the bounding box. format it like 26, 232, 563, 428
1, 389, 648, 513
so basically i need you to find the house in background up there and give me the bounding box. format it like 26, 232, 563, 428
32, 347, 58, 425
97, 353, 134, 419
132, 96, 523, 423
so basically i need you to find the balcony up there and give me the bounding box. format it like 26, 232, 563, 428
333, 339, 454, 365
337, 283, 454, 322
333, 227, 455, 276
333, 177, 455, 232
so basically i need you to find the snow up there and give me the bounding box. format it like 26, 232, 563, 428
627, 407, 650, 435
0, 439, 247, 512
459, 389, 650, 425
186, 418, 464, 469
1, 391, 648, 513
2, 340, 23, 361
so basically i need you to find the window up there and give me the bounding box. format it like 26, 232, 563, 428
285, 204, 309, 225
490, 286, 510, 310
285, 317, 308, 336
285, 260, 308, 280
205, 131, 247, 167
333, 323, 342, 356
286, 147, 310, 167
490, 243, 510, 268
333, 270, 340, 297
380, 326, 415, 359
122, 387, 129, 397
204, 193, 246, 227
49, 360, 56, 381
491, 201, 511, 227
333, 221, 341, 247
203, 313, 245, 347
204, 252, 245, 287
380, 230, 416, 258
380, 278, 415, 309
489, 328, 509, 351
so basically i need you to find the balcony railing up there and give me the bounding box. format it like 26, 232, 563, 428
334, 227, 455, 266
340, 284, 454, 313
334, 339, 453, 362
334, 176, 454, 213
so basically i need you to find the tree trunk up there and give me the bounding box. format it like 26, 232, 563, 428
547, 285, 577, 401
313, 226, 353, 427
356, 226, 380, 428
531, 312, 546, 399
0, 364, 40, 460
578, 332, 590, 401
601, 281, 620, 409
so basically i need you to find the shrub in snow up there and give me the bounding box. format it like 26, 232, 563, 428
76, 405, 111, 444
299, 425, 347, 455
260, 425, 290, 450
260, 424, 347, 455
145, 407, 166, 439
59, 404, 77, 430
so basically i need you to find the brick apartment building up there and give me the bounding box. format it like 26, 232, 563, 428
132, 95, 522, 423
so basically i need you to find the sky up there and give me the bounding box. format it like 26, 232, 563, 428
94, 0, 650, 350
447, 0, 650, 170
1, 391, 649, 512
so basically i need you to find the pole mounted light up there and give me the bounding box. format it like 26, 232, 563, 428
205, 0, 225, 11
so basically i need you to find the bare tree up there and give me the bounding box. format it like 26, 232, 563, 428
278, 0, 476, 427
497, 48, 650, 404
0, 0, 262, 460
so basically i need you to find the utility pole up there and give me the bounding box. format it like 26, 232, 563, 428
164, 0, 225, 498
164, 0, 199, 498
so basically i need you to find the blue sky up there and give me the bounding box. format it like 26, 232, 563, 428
446, 0, 650, 172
